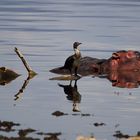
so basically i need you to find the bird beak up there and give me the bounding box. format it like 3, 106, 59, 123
78, 42, 82, 46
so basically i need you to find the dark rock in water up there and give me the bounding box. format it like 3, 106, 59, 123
0, 120, 20, 132
18, 128, 36, 137
113, 131, 130, 138
137, 131, 140, 136
0, 120, 62, 140
0, 67, 20, 85
46, 132, 61, 136
81, 113, 91, 117
94, 122, 106, 127
52, 111, 68, 117
0, 135, 39, 140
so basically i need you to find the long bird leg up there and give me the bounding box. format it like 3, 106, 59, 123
74, 67, 78, 76
74, 67, 81, 79
70, 79, 72, 85
74, 80, 77, 89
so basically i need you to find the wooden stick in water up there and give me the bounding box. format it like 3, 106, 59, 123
15, 47, 37, 77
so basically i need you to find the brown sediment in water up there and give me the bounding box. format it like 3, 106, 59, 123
0, 121, 20, 132
93, 122, 106, 127
52, 111, 68, 117
1, 120, 140, 140
113, 130, 130, 139
0, 120, 61, 140
52, 110, 94, 117
18, 128, 36, 137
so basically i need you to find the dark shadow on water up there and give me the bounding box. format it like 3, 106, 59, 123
58, 80, 81, 112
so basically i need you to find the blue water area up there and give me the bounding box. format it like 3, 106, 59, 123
0, 0, 140, 139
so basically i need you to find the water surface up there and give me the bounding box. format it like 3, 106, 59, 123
0, 0, 140, 139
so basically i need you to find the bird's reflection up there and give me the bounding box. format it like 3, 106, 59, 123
58, 80, 81, 112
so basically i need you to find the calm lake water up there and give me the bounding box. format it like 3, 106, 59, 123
0, 0, 140, 139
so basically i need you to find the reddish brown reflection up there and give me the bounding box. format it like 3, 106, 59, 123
107, 71, 140, 88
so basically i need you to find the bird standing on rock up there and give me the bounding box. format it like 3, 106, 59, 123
61, 42, 82, 77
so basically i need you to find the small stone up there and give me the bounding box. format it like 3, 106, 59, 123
52, 111, 68, 117
94, 122, 106, 127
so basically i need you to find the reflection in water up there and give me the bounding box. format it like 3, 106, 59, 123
51, 69, 140, 89
107, 71, 140, 88
50, 50, 140, 89
14, 75, 36, 101
76, 135, 96, 140
0, 66, 36, 100
58, 80, 81, 112
113, 131, 140, 140
0, 0, 140, 139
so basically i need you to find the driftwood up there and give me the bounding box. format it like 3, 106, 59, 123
15, 47, 37, 77
0, 48, 37, 86
13, 48, 37, 100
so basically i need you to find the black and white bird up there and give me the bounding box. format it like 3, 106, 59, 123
61, 42, 82, 76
